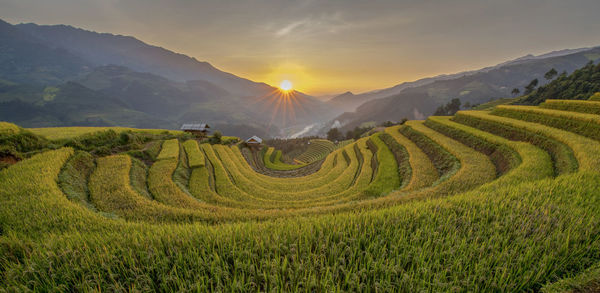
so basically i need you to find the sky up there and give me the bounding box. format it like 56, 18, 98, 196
2, 0, 600, 96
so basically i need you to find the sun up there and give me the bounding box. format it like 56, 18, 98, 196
279, 80, 293, 91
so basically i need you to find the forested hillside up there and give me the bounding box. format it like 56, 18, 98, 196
522, 61, 600, 104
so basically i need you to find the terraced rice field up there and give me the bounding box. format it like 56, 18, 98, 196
28, 126, 183, 140
293, 139, 337, 164
1, 100, 600, 291
262, 146, 306, 170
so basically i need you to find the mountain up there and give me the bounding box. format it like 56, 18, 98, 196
15, 22, 273, 96
0, 64, 289, 134
75, 65, 331, 131
0, 19, 91, 85
327, 47, 597, 113
325, 46, 600, 134
76, 65, 220, 118
0, 19, 337, 137
0, 81, 170, 128
327, 76, 453, 112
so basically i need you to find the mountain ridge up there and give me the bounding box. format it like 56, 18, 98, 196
321, 46, 600, 135
327, 46, 598, 113
15, 22, 279, 96
0, 19, 338, 137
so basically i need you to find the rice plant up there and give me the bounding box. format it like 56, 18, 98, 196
2, 102, 600, 291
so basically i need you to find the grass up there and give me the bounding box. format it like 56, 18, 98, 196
2, 103, 600, 290
188, 166, 213, 201
210, 139, 375, 207
28, 126, 182, 140
262, 147, 306, 170
214, 145, 356, 202
540, 99, 600, 115
221, 136, 239, 144
385, 125, 438, 191
453, 112, 578, 176
201, 144, 277, 205
0, 122, 20, 135
295, 139, 336, 164
206, 144, 365, 206
145, 140, 162, 160
182, 140, 205, 168
459, 111, 600, 172
0, 147, 103, 236
472, 97, 520, 110
58, 151, 96, 210
156, 139, 179, 160
379, 132, 411, 190
89, 154, 212, 223
492, 105, 600, 141
173, 140, 192, 194
425, 116, 554, 187
148, 150, 205, 209
228, 146, 349, 192
129, 157, 152, 199
361, 134, 401, 198
2, 148, 600, 291
399, 123, 459, 183
542, 262, 600, 292
425, 116, 521, 176
398, 120, 496, 195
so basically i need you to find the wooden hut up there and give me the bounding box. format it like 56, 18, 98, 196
180, 123, 210, 137
246, 135, 263, 149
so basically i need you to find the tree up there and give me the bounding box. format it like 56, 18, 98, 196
209, 131, 222, 144
511, 88, 520, 97
521, 61, 600, 104
327, 128, 343, 142
448, 98, 461, 114
433, 105, 445, 116
463, 101, 471, 109
544, 68, 558, 80
524, 79, 539, 95
433, 98, 461, 116
345, 126, 372, 140
381, 121, 395, 127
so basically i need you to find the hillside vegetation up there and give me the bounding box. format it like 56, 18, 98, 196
1, 96, 600, 291
522, 61, 600, 104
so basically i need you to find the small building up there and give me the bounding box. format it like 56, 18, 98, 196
246, 135, 263, 149
181, 123, 210, 137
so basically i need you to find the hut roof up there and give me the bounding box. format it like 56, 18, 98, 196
246, 135, 263, 144
180, 123, 210, 131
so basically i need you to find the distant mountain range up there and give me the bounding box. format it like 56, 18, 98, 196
326, 47, 597, 113
321, 46, 600, 134
2, 18, 599, 139
0, 19, 335, 138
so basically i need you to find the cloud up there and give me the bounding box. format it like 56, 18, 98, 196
273, 12, 347, 38
275, 19, 309, 37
